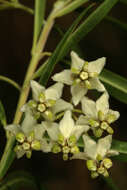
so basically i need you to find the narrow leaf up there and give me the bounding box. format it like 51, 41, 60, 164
100, 69, 127, 104
0, 101, 7, 127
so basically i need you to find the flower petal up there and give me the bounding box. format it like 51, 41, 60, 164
71, 51, 84, 72
107, 149, 119, 157
71, 152, 88, 160
76, 115, 90, 125
21, 111, 37, 135
59, 110, 74, 139
34, 124, 46, 140
45, 83, 63, 100
43, 121, 59, 141
52, 70, 73, 85
72, 125, 89, 140
16, 149, 26, 159
107, 109, 120, 122
96, 92, 109, 115
83, 135, 97, 160
88, 57, 106, 74
81, 96, 97, 119
30, 80, 45, 101
97, 135, 112, 158
5, 124, 20, 135
41, 140, 53, 153
71, 84, 87, 106
90, 78, 105, 92
52, 99, 73, 114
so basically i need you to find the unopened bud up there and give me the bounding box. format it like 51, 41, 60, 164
16, 132, 25, 143
22, 142, 30, 150
98, 110, 105, 121
31, 140, 41, 150
38, 92, 45, 103
86, 160, 97, 171
91, 171, 99, 179
83, 62, 88, 71
44, 110, 53, 121
46, 99, 56, 107
98, 166, 105, 174
68, 135, 76, 146
106, 114, 116, 124
52, 144, 61, 154
93, 128, 103, 138
28, 100, 37, 108
103, 158, 112, 169
100, 121, 109, 130
89, 119, 99, 128
26, 150, 32, 159
63, 146, 70, 154
37, 103, 46, 113
71, 146, 79, 154
84, 80, 91, 89
58, 134, 65, 146
63, 153, 68, 161
107, 126, 114, 134
27, 131, 35, 142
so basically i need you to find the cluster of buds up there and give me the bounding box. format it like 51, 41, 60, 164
5, 51, 120, 178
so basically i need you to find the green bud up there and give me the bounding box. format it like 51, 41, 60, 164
106, 114, 116, 124
84, 80, 91, 89
103, 169, 109, 177
103, 158, 112, 169
83, 62, 88, 71
91, 171, 99, 179
22, 142, 30, 150
14, 145, 22, 153
27, 131, 35, 142
70, 146, 79, 154
63, 153, 68, 161
34, 111, 41, 120
46, 99, 56, 107
100, 121, 109, 130
62, 146, 70, 154
93, 128, 103, 138
38, 92, 45, 103
73, 78, 81, 85
16, 132, 25, 143
79, 71, 88, 81
31, 140, 41, 150
96, 154, 103, 161
58, 134, 65, 146
98, 110, 105, 121
86, 160, 97, 171
26, 150, 32, 159
37, 103, 46, 113
28, 100, 37, 108
44, 110, 53, 121
52, 144, 61, 154
89, 119, 99, 128
107, 126, 114, 134
68, 135, 76, 146
97, 166, 105, 174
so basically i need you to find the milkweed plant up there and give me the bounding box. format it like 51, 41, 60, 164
0, 0, 127, 189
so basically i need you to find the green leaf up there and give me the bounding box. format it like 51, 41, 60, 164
0, 101, 7, 127
39, 5, 94, 85
111, 139, 127, 154
99, 69, 127, 104
32, 0, 46, 51
58, 0, 119, 59
0, 171, 38, 190
113, 153, 127, 162
54, 0, 88, 18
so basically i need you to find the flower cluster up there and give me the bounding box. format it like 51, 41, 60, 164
5, 51, 120, 178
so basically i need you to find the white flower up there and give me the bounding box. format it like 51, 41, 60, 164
52, 51, 106, 105
80, 92, 120, 137
5, 111, 52, 158
72, 135, 119, 178
22, 80, 73, 121
43, 110, 89, 160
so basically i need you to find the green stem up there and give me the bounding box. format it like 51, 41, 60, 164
0, 11, 55, 180
0, 75, 21, 91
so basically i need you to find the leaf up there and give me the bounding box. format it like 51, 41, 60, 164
54, 0, 88, 18
111, 139, 127, 154
0, 171, 38, 190
39, 4, 94, 85
113, 153, 127, 162
0, 101, 7, 127
99, 69, 127, 104
58, 0, 119, 59
32, 0, 46, 51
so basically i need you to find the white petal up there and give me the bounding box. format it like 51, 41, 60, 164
16, 149, 26, 159
71, 51, 84, 72
43, 121, 59, 141
41, 140, 53, 153
5, 124, 20, 135
96, 92, 109, 115
52, 70, 73, 85
83, 135, 97, 160
30, 80, 45, 101
45, 82, 63, 100
71, 84, 87, 106
76, 115, 90, 125
81, 96, 97, 119
97, 135, 112, 158
34, 124, 46, 140
107, 149, 119, 157
107, 109, 120, 122
59, 110, 74, 139
52, 99, 73, 114
88, 57, 106, 74
21, 111, 37, 135
72, 125, 89, 140
90, 78, 105, 92
71, 152, 88, 160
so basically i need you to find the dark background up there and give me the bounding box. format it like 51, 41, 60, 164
0, 0, 127, 189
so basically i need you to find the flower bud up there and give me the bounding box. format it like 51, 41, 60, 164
31, 140, 41, 150
100, 121, 109, 130
83, 62, 88, 71
68, 135, 76, 146
63, 153, 68, 161
58, 134, 65, 146
38, 93, 45, 103
22, 142, 30, 150
37, 103, 46, 113
46, 99, 56, 107
16, 132, 25, 143
80, 71, 88, 80
91, 171, 99, 179
107, 126, 114, 134
86, 160, 97, 171
28, 100, 37, 108
106, 114, 116, 124
93, 128, 103, 138
98, 110, 105, 121
89, 119, 99, 128
84, 80, 91, 89
98, 166, 105, 174
44, 110, 53, 121
26, 150, 32, 159
103, 158, 112, 169
27, 131, 35, 142
71, 146, 79, 154
63, 146, 70, 154
52, 144, 61, 154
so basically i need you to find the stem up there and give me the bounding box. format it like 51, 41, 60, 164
0, 75, 21, 91
0, 11, 55, 179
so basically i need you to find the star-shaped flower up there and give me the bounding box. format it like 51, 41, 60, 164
52, 51, 106, 105
22, 80, 73, 121
72, 135, 119, 178
43, 110, 89, 160
80, 92, 120, 137
5, 111, 52, 158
